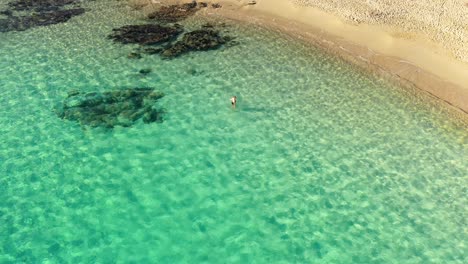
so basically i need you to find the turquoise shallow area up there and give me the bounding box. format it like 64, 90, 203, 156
0, 0, 467, 263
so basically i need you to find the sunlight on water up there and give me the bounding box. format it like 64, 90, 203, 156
0, 0, 466, 263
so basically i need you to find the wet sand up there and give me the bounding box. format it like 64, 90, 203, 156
130, 0, 468, 114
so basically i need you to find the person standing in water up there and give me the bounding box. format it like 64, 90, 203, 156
231, 96, 237, 108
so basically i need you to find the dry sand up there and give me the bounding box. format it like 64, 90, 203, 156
291, 0, 468, 63
128, 0, 468, 114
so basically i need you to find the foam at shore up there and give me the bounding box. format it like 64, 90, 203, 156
131, 0, 468, 114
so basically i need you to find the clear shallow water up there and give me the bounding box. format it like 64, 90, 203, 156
0, 0, 467, 263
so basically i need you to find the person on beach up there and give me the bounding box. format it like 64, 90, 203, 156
231, 96, 237, 108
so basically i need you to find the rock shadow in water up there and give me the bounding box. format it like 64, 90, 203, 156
58, 88, 165, 128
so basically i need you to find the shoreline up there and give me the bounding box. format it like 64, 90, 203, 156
132, 0, 468, 115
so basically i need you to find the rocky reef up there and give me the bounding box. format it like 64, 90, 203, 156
7, 0, 79, 12
58, 88, 165, 128
109, 24, 233, 59
0, 0, 85, 32
161, 28, 232, 58
0, 8, 85, 32
108, 24, 183, 45
107, 2, 234, 59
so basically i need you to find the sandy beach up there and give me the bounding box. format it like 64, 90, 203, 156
130, 0, 468, 114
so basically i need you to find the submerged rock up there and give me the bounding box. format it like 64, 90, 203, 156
7, 0, 78, 12
161, 29, 232, 58
0, 8, 85, 32
147, 1, 201, 23
187, 68, 204, 76
0, 10, 13, 16
142, 47, 164, 55
107, 4, 233, 59
58, 88, 165, 128
0, 0, 85, 32
108, 24, 183, 45
139, 68, 152, 75
127, 52, 142, 59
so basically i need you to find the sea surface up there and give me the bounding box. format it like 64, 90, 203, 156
0, 0, 467, 263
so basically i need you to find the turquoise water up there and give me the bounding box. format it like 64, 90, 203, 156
1, 0, 467, 263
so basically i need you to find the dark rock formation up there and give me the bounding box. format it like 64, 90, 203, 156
107, 3, 233, 59
0, 0, 85, 32
8, 0, 78, 12
212, 3, 222, 8
187, 68, 204, 76
0, 10, 14, 16
127, 52, 142, 59
58, 88, 165, 128
160, 29, 232, 58
142, 47, 164, 55
139, 68, 152, 75
108, 24, 183, 45
147, 1, 200, 23
0, 8, 85, 32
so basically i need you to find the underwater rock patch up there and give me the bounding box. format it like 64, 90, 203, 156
160, 28, 232, 58
108, 24, 183, 45
7, 0, 78, 12
147, 1, 202, 23
107, 6, 234, 59
58, 88, 165, 128
0, 8, 84, 32
139, 68, 152, 75
0, 10, 13, 16
0, 0, 85, 32
142, 47, 164, 55
127, 52, 142, 59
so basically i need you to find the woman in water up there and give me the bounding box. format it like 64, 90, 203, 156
231, 96, 237, 108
